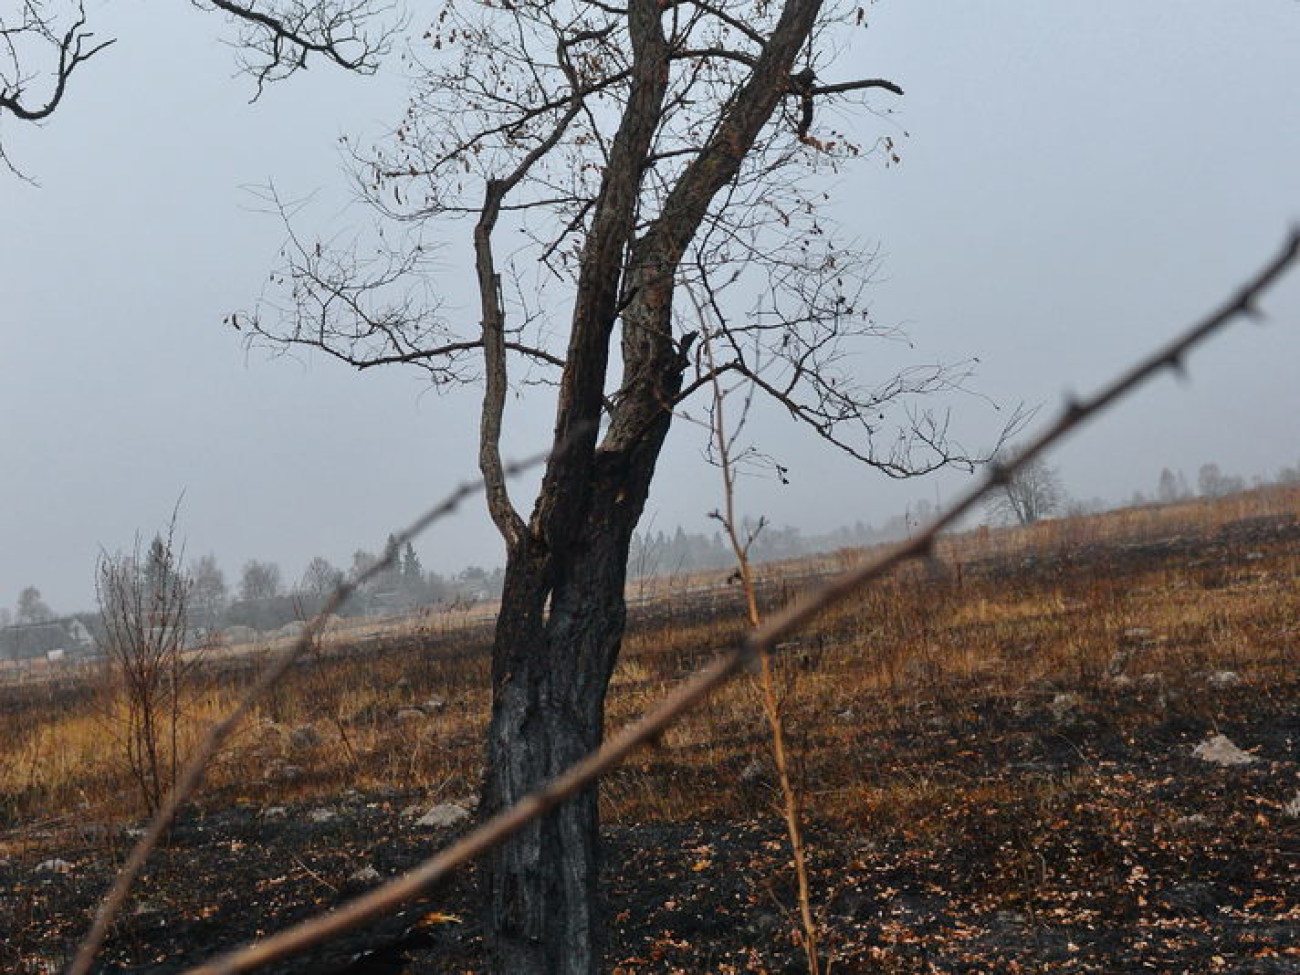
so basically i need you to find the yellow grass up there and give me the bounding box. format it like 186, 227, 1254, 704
2, 483, 1297, 831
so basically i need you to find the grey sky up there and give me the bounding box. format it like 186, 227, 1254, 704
3, 3, 1298, 613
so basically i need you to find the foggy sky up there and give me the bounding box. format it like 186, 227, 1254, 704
3, 3, 1298, 613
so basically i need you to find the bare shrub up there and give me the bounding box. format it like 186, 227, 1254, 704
96, 520, 198, 814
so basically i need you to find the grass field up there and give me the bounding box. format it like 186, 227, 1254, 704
2, 484, 1298, 971
4, 484, 1296, 828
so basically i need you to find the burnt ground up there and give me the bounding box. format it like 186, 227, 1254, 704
3, 669, 1298, 974
3, 506, 1300, 973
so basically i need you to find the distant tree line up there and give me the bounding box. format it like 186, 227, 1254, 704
0, 541, 505, 660
5, 453, 1296, 658
186, 537, 507, 635
1139, 458, 1300, 507
628, 518, 910, 579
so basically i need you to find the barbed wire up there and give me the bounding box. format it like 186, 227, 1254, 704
71, 228, 1299, 975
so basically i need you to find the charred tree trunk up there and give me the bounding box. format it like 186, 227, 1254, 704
483, 435, 672, 973
474, 2, 830, 970
477, 1, 829, 967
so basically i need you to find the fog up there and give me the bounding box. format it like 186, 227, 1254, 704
3, 3, 1298, 615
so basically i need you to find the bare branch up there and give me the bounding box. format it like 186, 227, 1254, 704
477, 85, 586, 546
0, 2, 114, 123
810, 77, 904, 97
201, 0, 397, 98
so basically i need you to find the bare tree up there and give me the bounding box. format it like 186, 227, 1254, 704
238, 559, 283, 601
14, 584, 53, 624
700, 315, 822, 972
1157, 466, 1191, 504
300, 555, 345, 597
989, 453, 1067, 525
4, 0, 1018, 970
237, 3, 1015, 971
97, 524, 195, 815
1197, 461, 1245, 499
188, 553, 229, 631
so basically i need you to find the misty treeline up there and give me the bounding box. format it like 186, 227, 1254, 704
181, 536, 508, 635
630, 514, 915, 578
3, 454, 1297, 660
0, 538, 502, 661
1143, 461, 1300, 506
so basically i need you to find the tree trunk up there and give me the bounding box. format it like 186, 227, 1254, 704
483, 457, 647, 974
478, 5, 827, 968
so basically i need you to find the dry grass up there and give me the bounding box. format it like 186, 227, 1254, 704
2, 484, 1297, 838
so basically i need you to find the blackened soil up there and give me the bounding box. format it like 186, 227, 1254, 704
4, 668, 1298, 974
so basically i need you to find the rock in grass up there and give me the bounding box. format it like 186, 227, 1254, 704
416, 803, 471, 829
1192, 733, 1256, 766
35, 858, 73, 875
264, 761, 305, 783
1173, 813, 1212, 832
1048, 692, 1082, 723
420, 695, 448, 714
1206, 670, 1242, 688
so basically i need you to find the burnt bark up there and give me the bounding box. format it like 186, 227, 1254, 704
484, 432, 673, 973
480, 4, 825, 970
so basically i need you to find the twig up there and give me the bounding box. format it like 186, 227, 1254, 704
292, 855, 339, 895
699, 296, 822, 974
176, 230, 1299, 975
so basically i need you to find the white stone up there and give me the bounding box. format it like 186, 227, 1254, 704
35, 858, 73, 875
1206, 670, 1242, 688
1048, 692, 1081, 722
1283, 792, 1300, 819
416, 803, 471, 829
289, 724, 322, 750
1192, 733, 1256, 766
264, 762, 305, 783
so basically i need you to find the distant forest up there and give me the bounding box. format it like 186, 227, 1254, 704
4, 458, 1297, 661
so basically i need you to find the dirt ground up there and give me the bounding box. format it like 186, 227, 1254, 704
3, 504, 1299, 973
4, 668, 1298, 974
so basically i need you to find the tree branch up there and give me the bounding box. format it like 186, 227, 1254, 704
476, 81, 586, 547
0, 3, 114, 123
810, 77, 903, 97
202, 0, 396, 98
